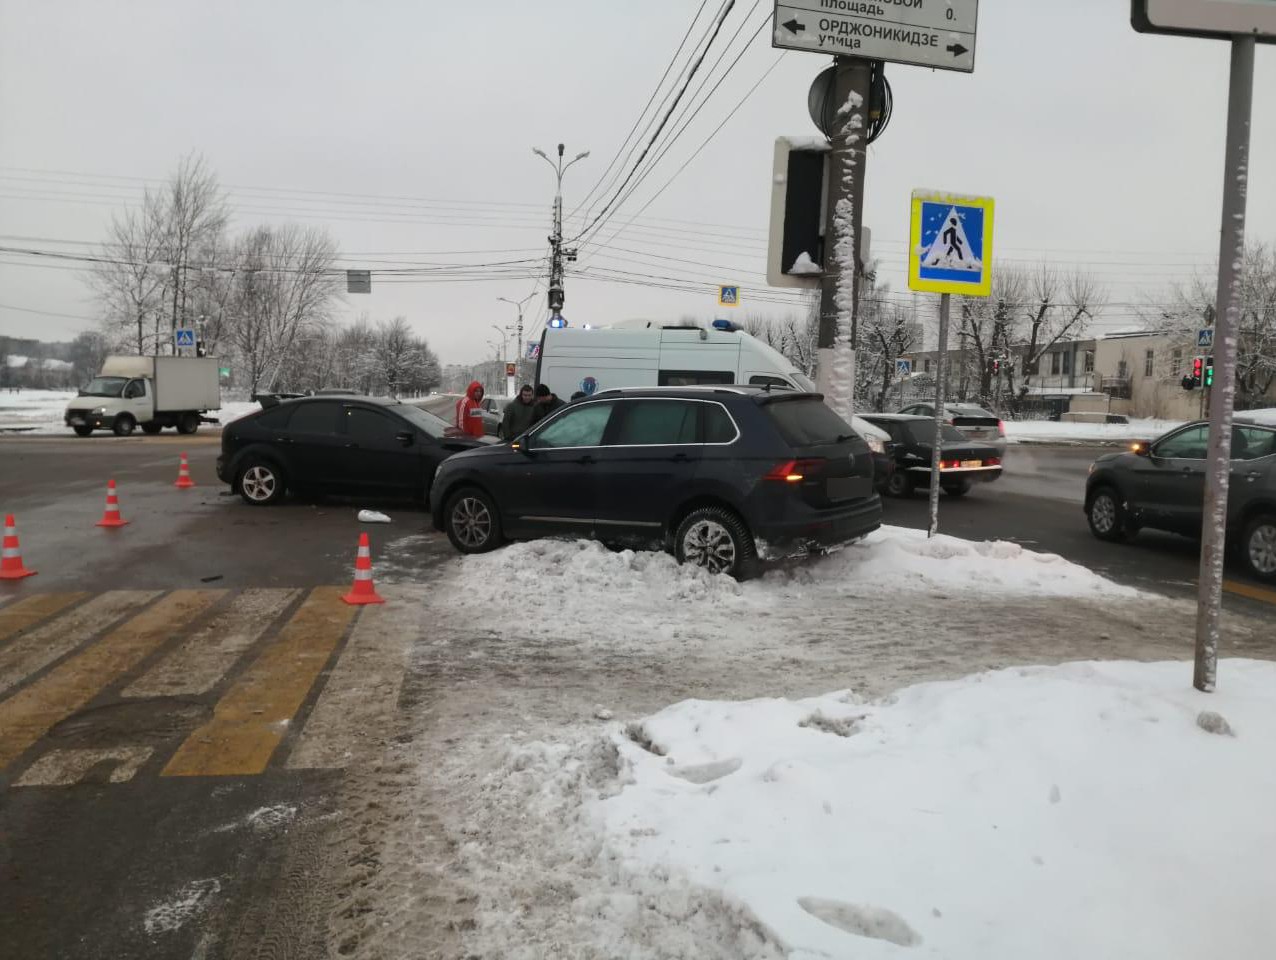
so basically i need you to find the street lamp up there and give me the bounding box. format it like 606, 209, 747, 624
532, 143, 589, 316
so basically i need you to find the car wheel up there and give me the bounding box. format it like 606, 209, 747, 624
1087, 486, 1130, 543
177, 413, 199, 435
1241, 513, 1276, 582
674, 507, 758, 580
942, 479, 972, 497
141, 422, 163, 435
237, 460, 286, 506
72, 425, 93, 437
445, 487, 502, 553
113, 414, 136, 437
884, 471, 914, 498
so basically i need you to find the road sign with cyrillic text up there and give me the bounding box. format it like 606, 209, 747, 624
773, 0, 979, 72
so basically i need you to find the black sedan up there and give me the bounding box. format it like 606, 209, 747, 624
1085, 418, 1276, 581
217, 395, 486, 505
860, 413, 1003, 498
429, 387, 882, 578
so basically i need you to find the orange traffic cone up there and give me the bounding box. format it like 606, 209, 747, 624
342, 532, 385, 605
96, 479, 130, 528
1, 515, 37, 579
175, 452, 195, 489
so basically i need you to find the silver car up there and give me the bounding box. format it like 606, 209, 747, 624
899, 402, 1007, 457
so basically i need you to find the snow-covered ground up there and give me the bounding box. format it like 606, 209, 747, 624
1003, 418, 1184, 445
0, 389, 257, 433
582, 659, 1276, 959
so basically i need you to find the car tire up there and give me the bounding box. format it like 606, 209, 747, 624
141, 422, 163, 435
884, 471, 914, 498
444, 487, 503, 553
237, 459, 286, 506
674, 506, 758, 580
72, 425, 93, 437
942, 479, 972, 497
1240, 513, 1276, 582
113, 414, 136, 437
1087, 486, 1130, 543
177, 413, 199, 435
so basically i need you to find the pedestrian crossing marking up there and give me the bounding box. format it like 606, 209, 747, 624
0, 591, 160, 697
0, 593, 88, 644
16, 746, 153, 787
287, 599, 408, 770
162, 587, 357, 778
0, 590, 223, 771
124, 588, 302, 699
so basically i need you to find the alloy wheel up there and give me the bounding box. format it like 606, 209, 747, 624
241, 466, 277, 502
681, 520, 737, 575
1091, 495, 1116, 535
452, 497, 492, 549
1249, 522, 1276, 576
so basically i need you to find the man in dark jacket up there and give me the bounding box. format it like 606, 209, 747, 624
531, 384, 565, 424
501, 383, 538, 439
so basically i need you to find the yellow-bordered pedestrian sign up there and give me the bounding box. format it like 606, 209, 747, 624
718, 284, 740, 307
908, 190, 995, 297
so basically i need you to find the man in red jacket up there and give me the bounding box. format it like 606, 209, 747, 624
455, 381, 487, 438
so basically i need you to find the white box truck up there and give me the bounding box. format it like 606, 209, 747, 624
64, 356, 222, 437
534, 320, 817, 399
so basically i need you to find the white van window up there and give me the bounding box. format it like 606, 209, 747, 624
748, 375, 794, 389
658, 370, 733, 387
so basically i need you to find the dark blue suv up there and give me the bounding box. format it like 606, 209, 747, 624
429, 387, 882, 578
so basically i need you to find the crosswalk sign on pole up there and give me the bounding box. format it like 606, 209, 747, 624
908, 190, 995, 298
1197, 328, 1214, 348
175, 329, 196, 349
897, 358, 913, 377
718, 285, 740, 307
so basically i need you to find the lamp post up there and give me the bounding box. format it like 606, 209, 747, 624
532, 143, 589, 322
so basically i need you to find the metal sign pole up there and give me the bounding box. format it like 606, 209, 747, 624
1194, 34, 1254, 694
928, 293, 951, 538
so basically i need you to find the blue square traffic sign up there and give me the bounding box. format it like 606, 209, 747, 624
1197, 328, 1214, 348
175, 328, 196, 348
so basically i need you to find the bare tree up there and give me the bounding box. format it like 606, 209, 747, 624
1016, 264, 1104, 396
69, 331, 111, 384
956, 267, 1028, 406
89, 192, 170, 354
223, 224, 342, 394
376, 317, 425, 399
158, 154, 229, 346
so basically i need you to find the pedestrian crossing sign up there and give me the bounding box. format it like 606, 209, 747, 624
908, 190, 995, 297
175, 328, 196, 348
718, 285, 740, 307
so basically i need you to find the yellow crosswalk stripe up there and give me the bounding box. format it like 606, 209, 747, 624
0, 590, 223, 771
0, 591, 160, 697
0, 593, 88, 645
1223, 579, 1276, 607
162, 587, 357, 778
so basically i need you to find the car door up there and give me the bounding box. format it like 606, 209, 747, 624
503, 401, 617, 535
122, 378, 152, 424
340, 404, 424, 494
589, 398, 705, 534
1132, 424, 1209, 530
280, 401, 346, 488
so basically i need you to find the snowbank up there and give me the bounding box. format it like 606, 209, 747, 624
1242, 407, 1276, 426
1004, 418, 1184, 445
588, 659, 1276, 959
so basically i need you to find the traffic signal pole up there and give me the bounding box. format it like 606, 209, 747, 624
1195, 35, 1255, 694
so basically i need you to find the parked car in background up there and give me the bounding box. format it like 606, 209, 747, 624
430, 386, 882, 578
65, 355, 220, 437
898, 401, 1006, 456
480, 395, 510, 437
861, 413, 1003, 498
852, 415, 897, 492
1084, 417, 1276, 581
218, 395, 485, 505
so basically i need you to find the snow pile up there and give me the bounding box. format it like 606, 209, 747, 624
595, 659, 1276, 959
787, 252, 821, 276
1004, 418, 1184, 444
1242, 406, 1276, 426
0, 389, 77, 432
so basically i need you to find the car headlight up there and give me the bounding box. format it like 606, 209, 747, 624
865, 437, 885, 455
92, 406, 107, 415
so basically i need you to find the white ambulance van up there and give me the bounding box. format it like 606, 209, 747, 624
533, 319, 815, 399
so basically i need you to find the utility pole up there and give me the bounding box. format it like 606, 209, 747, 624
533, 144, 590, 322
816, 57, 872, 419
498, 293, 536, 385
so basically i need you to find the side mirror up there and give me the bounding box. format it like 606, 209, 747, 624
1130, 440, 1152, 457
395, 431, 415, 447
515, 434, 535, 455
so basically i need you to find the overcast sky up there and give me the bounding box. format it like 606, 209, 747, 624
1, 0, 1273, 364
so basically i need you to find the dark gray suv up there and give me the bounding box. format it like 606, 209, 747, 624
1084, 417, 1276, 581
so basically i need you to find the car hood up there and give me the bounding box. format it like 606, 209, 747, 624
439, 441, 515, 465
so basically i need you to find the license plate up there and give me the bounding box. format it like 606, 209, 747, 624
961, 460, 982, 468
69, 417, 85, 426
827, 477, 872, 501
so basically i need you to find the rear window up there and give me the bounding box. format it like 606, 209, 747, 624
906, 422, 968, 445
763, 398, 854, 447
252, 406, 292, 429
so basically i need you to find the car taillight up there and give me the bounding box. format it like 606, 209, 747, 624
764, 458, 825, 483
986, 456, 1001, 466
939, 459, 961, 470
997, 419, 1006, 437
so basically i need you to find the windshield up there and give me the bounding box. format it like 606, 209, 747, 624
906, 422, 968, 445
396, 403, 451, 439
82, 376, 127, 398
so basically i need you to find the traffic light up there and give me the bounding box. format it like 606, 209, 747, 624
992, 359, 1001, 376
1192, 355, 1204, 388
1204, 356, 1214, 388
